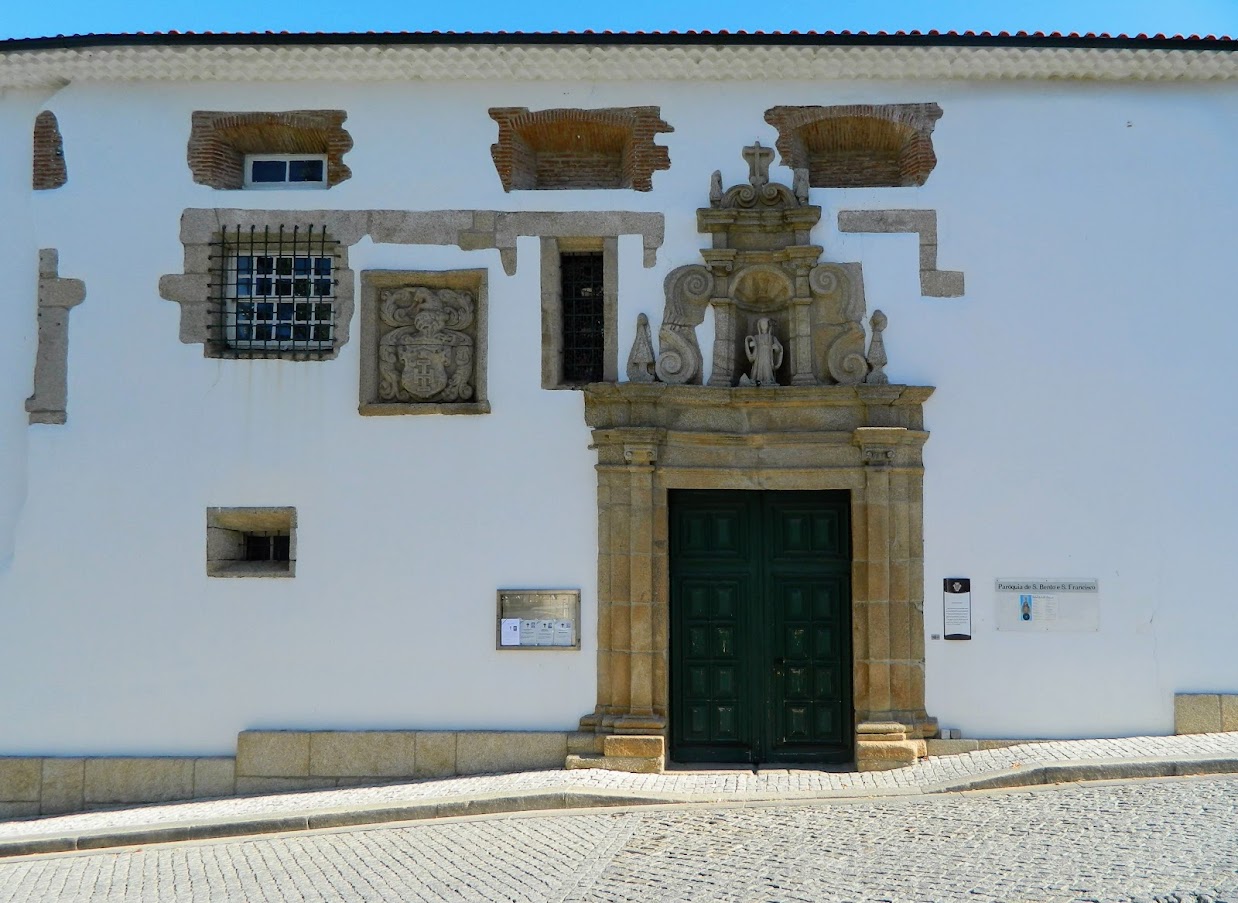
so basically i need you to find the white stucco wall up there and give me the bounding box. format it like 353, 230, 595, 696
1, 70, 1235, 754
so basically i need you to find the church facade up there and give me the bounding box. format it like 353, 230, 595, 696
0, 31, 1235, 813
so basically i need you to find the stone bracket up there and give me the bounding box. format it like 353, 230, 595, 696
25, 249, 86, 425
837, 209, 964, 298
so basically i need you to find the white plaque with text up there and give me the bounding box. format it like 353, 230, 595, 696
995, 579, 1099, 631
943, 578, 972, 640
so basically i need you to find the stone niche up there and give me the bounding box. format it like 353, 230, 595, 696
359, 270, 489, 415
579, 145, 935, 774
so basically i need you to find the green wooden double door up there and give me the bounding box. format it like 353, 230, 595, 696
670, 490, 852, 765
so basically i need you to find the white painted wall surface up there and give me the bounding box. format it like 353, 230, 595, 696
1, 73, 1236, 753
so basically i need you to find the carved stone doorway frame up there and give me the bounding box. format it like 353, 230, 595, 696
577, 383, 937, 769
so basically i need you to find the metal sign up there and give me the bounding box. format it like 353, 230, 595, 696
943, 577, 972, 640
496, 589, 580, 650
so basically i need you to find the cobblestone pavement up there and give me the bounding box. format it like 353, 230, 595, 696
1, 732, 1237, 845
0, 775, 1234, 902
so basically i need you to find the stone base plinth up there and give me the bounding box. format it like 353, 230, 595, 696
855, 721, 927, 772
564, 734, 665, 774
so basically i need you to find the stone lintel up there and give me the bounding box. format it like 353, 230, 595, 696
585, 384, 934, 435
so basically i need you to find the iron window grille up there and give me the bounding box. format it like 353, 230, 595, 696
560, 251, 605, 384
243, 531, 291, 562
211, 225, 339, 359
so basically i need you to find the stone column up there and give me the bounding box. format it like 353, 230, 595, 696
707, 299, 737, 387
788, 298, 814, 386
852, 424, 934, 771
580, 428, 665, 737
616, 439, 661, 732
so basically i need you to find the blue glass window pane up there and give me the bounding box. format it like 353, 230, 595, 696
293, 257, 310, 274
236, 279, 252, 296
314, 258, 332, 276
256, 257, 274, 275
250, 160, 287, 183
293, 324, 310, 341
276, 303, 294, 320
236, 303, 254, 321
236, 325, 253, 340
256, 303, 274, 321
275, 323, 292, 340
236, 257, 253, 274
288, 159, 325, 182
255, 278, 272, 295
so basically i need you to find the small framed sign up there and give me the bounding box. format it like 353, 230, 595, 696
943, 577, 972, 640
496, 589, 580, 650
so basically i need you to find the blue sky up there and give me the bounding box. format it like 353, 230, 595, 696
2, 0, 1236, 42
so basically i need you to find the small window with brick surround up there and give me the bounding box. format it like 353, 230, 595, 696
188, 110, 352, 190
212, 225, 339, 359
207, 507, 296, 578
243, 153, 328, 189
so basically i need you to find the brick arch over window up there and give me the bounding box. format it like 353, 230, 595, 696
188, 110, 353, 189
489, 107, 672, 191
765, 103, 943, 189
33, 111, 67, 190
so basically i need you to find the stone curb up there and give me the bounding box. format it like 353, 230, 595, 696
1, 756, 1235, 859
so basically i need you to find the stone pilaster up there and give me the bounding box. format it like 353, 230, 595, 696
25, 249, 86, 425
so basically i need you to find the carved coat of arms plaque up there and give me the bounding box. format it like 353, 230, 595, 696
378, 286, 475, 403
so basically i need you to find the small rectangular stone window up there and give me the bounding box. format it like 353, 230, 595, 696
243, 154, 328, 189
213, 225, 339, 358
540, 238, 617, 389
207, 507, 296, 578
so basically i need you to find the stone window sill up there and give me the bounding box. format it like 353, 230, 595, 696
358, 402, 491, 417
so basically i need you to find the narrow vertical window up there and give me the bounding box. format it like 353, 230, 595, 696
560, 251, 605, 384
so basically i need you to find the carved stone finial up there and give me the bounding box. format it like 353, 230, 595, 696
709, 170, 723, 207
865, 309, 889, 385
793, 168, 810, 205
743, 142, 773, 189
627, 313, 657, 383
738, 317, 783, 387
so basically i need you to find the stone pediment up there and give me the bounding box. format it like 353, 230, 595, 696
642, 143, 886, 389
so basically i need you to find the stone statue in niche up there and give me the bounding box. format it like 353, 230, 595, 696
739, 317, 783, 386
378, 286, 475, 403
651, 143, 875, 388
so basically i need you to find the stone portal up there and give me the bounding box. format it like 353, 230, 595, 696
573, 146, 936, 774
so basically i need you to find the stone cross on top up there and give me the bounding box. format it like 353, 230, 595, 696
744, 141, 774, 188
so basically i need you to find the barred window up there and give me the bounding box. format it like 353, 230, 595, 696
213, 225, 339, 358
560, 251, 605, 384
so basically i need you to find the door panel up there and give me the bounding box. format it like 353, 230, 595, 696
671, 490, 852, 765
